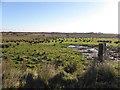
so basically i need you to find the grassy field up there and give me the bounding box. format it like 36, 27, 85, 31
1, 32, 120, 89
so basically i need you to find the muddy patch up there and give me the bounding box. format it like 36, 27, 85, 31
68, 45, 120, 61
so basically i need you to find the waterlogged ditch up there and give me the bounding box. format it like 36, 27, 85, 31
68, 44, 120, 61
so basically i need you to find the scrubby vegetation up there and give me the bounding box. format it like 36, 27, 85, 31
1, 32, 120, 89
2, 58, 120, 89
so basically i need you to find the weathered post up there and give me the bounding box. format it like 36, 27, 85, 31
98, 43, 103, 62
103, 42, 106, 53
98, 43, 106, 62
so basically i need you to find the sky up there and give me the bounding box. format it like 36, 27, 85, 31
1, 0, 119, 34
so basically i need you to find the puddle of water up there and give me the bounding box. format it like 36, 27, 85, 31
68, 45, 76, 48
68, 45, 120, 61
68, 45, 98, 59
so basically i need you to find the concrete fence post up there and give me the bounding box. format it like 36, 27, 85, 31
98, 43, 106, 62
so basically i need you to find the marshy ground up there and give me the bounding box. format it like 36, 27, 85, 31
1, 32, 120, 89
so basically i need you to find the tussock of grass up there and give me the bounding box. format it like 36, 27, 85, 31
2, 60, 120, 89
2, 36, 119, 89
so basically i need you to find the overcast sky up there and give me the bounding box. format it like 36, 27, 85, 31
1, 0, 119, 34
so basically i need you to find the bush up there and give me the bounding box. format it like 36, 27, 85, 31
96, 63, 117, 88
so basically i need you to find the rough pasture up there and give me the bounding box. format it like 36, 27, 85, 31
1, 32, 120, 89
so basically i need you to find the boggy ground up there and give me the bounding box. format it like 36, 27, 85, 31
1, 32, 120, 89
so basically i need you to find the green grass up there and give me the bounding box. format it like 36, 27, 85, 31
2, 36, 119, 88
3, 42, 90, 68
55, 37, 118, 46
2, 41, 93, 88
